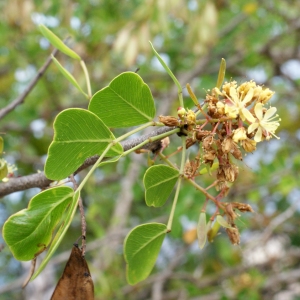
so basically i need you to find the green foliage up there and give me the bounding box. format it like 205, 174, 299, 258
0, 136, 3, 154
0, 160, 8, 180
89, 72, 156, 128
3, 186, 74, 261
144, 165, 179, 207
124, 223, 167, 285
39, 24, 81, 60
51, 55, 88, 98
32, 190, 80, 279
45, 108, 123, 180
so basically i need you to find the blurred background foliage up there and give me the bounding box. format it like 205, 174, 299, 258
1, 0, 300, 299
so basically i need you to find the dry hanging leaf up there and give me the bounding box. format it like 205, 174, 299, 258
51, 244, 94, 300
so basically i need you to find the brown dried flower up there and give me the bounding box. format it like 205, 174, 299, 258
231, 202, 254, 213
226, 224, 240, 245
224, 203, 238, 222
186, 138, 196, 149
202, 136, 215, 150
222, 136, 234, 154
223, 164, 239, 182
241, 138, 256, 152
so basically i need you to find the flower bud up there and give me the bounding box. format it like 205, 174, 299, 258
159, 116, 180, 127
177, 107, 186, 119
186, 109, 196, 125
231, 147, 243, 160
231, 202, 254, 213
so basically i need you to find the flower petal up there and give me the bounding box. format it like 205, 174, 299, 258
264, 107, 277, 120
254, 103, 263, 120
243, 88, 254, 104
254, 127, 263, 142
229, 87, 239, 103
248, 123, 259, 134
242, 108, 256, 123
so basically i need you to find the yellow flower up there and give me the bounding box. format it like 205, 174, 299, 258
248, 103, 280, 142
225, 87, 256, 122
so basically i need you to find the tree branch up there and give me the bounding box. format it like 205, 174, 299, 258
0, 125, 176, 198
0, 45, 62, 120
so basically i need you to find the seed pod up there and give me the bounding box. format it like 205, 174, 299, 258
207, 220, 220, 243
197, 212, 207, 249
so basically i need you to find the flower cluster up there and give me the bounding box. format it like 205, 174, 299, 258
159, 79, 281, 245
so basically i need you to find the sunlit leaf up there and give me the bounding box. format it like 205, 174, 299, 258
3, 187, 74, 261
144, 165, 179, 207
45, 108, 123, 180
32, 191, 80, 279
39, 24, 81, 60
124, 223, 167, 285
51, 55, 88, 98
89, 72, 155, 128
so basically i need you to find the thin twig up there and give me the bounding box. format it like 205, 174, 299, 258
0, 41, 66, 120
22, 258, 37, 288
69, 175, 86, 256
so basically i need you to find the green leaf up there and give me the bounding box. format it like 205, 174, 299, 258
144, 165, 179, 207
32, 190, 80, 279
45, 108, 123, 180
0, 136, 3, 154
124, 223, 167, 285
2, 186, 74, 261
38, 24, 81, 60
0, 159, 8, 180
216, 58, 226, 90
216, 215, 232, 229
197, 212, 207, 249
51, 55, 88, 98
149, 41, 182, 92
199, 162, 219, 175
89, 72, 155, 128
